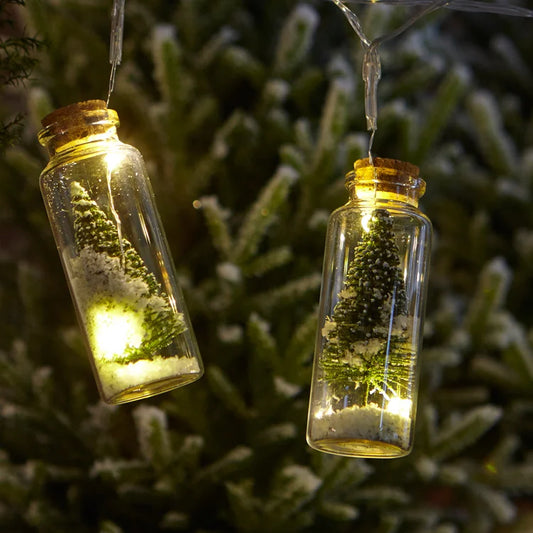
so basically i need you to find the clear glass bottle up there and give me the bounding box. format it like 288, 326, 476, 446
307, 157, 432, 458
38, 100, 203, 404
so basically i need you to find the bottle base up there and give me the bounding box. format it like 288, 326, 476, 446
308, 437, 411, 459
102, 370, 203, 405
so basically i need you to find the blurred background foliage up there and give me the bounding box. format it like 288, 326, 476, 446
1, 0, 533, 531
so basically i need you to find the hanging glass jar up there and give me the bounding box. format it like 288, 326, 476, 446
38, 100, 203, 404
307, 157, 432, 458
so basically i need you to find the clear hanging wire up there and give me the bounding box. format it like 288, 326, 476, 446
333, 0, 450, 136
107, 0, 126, 106
332, 0, 452, 159
342, 0, 533, 17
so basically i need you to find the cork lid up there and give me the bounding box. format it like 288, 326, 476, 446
39, 100, 119, 152
354, 157, 419, 177
347, 157, 426, 205
40, 100, 110, 128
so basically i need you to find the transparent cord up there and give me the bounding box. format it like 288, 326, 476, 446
107, 0, 126, 107
341, 1, 533, 18
332, 0, 451, 160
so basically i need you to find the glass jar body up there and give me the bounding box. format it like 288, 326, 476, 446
307, 199, 432, 458
40, 138, 203, 404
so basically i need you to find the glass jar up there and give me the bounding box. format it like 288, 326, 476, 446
38, 100, 203, 404
307, 157, 432, 458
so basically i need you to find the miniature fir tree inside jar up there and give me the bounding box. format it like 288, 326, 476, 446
307, 157, 432, 458
38, 100, 203, 404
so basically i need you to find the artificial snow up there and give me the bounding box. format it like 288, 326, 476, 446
68, 247, 185, 359
95, 354, 201, 400
69, 248, 162, 314
310, 403, 411, 451
66, 246, 200, 400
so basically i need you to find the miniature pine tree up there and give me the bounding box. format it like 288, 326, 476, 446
71, 181, 159, 295
70, 181, 186, 362
321, 209, 414, 403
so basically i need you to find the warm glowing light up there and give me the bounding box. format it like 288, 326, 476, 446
386, 397, 412, 419
361, 211, 373, 232
110, 358, 155, 382
105, 151, 124, 172
87, 300, 144, 360
315, 405, 335, 419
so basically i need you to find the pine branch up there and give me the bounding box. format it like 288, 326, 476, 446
467, 90, 517, 175
246, 313, 278, 367
471, 356, 526, 391
311, 79, 351, 179
132, 405, 171, 470
473, 485, 516, 525
274, 4, 319, 76
220, 45, 265, 88
194, 445, 253, 484
429, 405, 503, 461
413, 65, 471, 162
318, 500, 359, 522
234, 164, 299, 264
353, 486, 410, 506
241, 246, 293, 277
206, 365, 253, 419
265, 464, 321, 529
0, 113, 23, 150
226, 480, 261, 533
285, 310, 317, 382
466, 257, 512, 346
196, 195, 233, 259
0, 0, 41, 150
251, 273, 321, 313
151, 24, 187, 106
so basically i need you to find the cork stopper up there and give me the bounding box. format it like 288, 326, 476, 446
39, 100, 119, 154
346, 157, 426, 206
354, 157, 419, 177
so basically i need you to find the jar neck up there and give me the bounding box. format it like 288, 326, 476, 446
346, 157, 425, 208
38, 100, 120, 157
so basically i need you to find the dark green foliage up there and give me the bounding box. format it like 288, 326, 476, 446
71, 181, 186, 362
1, 0, 533, 531
0, 0, 41, 148
321, 209, 413, 403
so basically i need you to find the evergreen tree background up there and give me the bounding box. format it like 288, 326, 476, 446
1, 0, 533, 531
0, 0, 40, 147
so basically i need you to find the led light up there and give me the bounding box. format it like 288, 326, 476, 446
386, 397, 412, 419
87, 299, 144, 361
105, 151, 123, 172
361, 212, 373, 232
315, 405, 335, 420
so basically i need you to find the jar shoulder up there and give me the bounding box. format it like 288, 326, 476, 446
329, 200, 432, 227
40, 139, 140, 177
